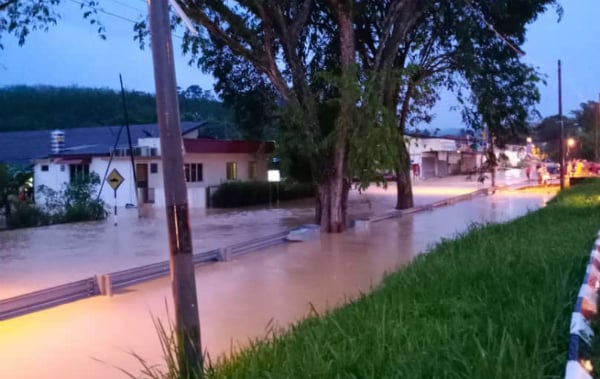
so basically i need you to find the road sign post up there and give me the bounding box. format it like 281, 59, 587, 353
107, 169, 125, 226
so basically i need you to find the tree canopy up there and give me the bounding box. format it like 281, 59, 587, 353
0, 0, 104, 51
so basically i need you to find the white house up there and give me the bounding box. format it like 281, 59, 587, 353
31, 124, 274, 209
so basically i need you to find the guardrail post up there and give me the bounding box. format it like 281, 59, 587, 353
104, 274, 113, 297
218, 247, 232, 262
96, 275, 107, 295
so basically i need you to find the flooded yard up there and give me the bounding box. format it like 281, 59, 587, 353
0, 173, 529, 299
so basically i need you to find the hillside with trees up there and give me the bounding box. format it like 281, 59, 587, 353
0, 85, 233, 132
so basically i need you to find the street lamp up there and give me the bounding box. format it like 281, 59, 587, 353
526, 137, 532, 144
567, 138, 576, 158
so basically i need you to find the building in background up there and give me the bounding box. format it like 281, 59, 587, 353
0, 123, 273, 208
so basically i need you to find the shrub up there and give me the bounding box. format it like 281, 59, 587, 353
211, 181, 314, 208
6, 202, 50, 229
36, 172, 106, 224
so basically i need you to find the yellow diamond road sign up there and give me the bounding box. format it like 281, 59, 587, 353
107, 169, 125, 191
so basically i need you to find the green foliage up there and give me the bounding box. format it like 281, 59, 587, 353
112, 316, 204, 379
0, 0, 104, 51
0, 85, 233, 133
37, 172, 106, 224
6, 202, 49, 228
536, 101, 600, 162
211, 181, 315, 208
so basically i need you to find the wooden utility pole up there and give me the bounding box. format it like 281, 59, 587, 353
558, 60, 564, 190
147, 0, 203, 374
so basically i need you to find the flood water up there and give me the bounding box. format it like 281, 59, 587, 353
0, 188, 556, 379
0, 174, 531, 299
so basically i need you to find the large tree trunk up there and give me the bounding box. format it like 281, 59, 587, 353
396, 166, 414, 209
394, 81, 416, 209
315, 173, 350, 233
316, 0, 354, 233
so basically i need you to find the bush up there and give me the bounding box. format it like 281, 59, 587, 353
211, 181, 315, 208
6, 202, 50, 229
36, 172, 106, 225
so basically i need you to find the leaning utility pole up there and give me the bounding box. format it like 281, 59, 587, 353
558, 60, 565, 190
147, 0, 203, 374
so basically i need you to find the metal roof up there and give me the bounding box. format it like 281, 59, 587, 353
0, 122, 201, 164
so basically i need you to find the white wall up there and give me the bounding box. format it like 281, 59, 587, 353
184, 152, 268, 186
92, 158, 142, 208
34, 159, 70, 205
33, 152, 270, 210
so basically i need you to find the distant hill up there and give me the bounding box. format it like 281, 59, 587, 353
0, 85, 234, 133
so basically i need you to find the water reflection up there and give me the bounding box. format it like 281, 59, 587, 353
0, 187, 552, 299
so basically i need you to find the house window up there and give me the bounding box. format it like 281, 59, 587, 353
184, 163, 203, 182
69, 164, 89, 181
248, 161, 257, 180
150, 163, 158, 174
226, 162, 237, 180
41, 165, 49, 172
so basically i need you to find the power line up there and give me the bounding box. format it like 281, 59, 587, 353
463, 0, 526, 57
107, 0, 145, 14
69, 0, 139, 24
68, 0, 184, 39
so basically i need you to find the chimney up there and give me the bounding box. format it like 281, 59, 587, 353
50, 130, 65, 154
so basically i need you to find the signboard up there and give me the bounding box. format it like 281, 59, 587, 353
268, 170, 281, 183
107, 169, 125, 191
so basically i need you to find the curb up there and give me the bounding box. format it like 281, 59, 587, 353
564, 231, 600, 379
351, 188, 489, 228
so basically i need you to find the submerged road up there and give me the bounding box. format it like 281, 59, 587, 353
0, 171, 528, 299
0, 187, 555, 379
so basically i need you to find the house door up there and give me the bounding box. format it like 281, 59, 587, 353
136, 163, 150, 203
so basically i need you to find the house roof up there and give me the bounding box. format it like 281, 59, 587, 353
0, 122, 204, 164
183, 139, 275, 154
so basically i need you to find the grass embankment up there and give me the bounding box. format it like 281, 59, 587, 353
202, 181, 600, 378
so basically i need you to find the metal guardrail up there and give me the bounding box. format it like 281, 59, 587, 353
110, 261, 171, 291
0, 278, 99, 321
228, 231, 289, 258
0, 236, 288, 321
110, 249, 222, 291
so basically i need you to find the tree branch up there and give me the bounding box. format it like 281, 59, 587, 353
0, 0, 17, 12
182, 4, 292, 100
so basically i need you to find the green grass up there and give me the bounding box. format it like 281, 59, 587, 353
150, 180, 600, 379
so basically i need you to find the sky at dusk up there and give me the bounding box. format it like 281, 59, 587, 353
0, 0, 598, 131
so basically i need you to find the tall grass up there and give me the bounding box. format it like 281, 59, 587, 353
142, 180, 600, 379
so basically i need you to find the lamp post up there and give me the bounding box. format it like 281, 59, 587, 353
558, 60, 565, 190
